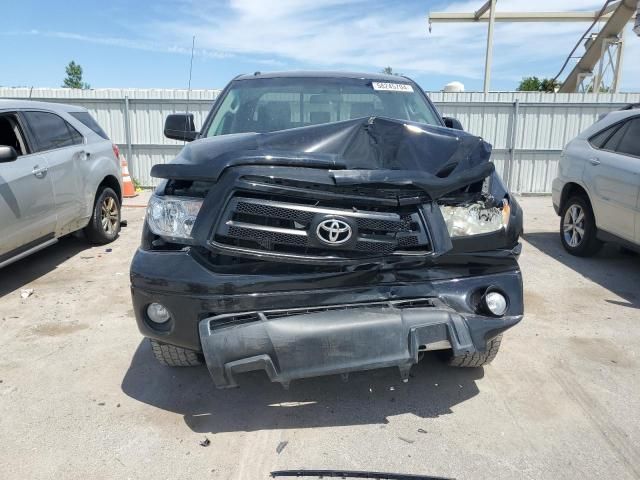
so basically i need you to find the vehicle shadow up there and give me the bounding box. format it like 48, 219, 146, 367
0, 235, 89, 297
523, 231, 640, 309
121, 340, 484, 433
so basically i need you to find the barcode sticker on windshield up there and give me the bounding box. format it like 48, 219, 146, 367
372, 82, 414, 93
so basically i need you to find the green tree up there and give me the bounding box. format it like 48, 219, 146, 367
62, 61, 90, 89
540, 78, 561, 92
586, 84, 611, 93
517, 76, 542, 91
517, 76, 561, 92
381, 66, 402, 76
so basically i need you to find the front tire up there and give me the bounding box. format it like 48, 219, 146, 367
446, 334, 503, 367
560, 195, 602, 257
85, 187, 121, 244
150, 339, 202, 367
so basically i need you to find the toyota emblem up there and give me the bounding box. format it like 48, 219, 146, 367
316, 218, 352, 245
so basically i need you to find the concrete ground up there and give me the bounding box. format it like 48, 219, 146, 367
1, 196, 639, 480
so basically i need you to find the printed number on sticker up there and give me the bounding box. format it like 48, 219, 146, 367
372, 82, 414, 93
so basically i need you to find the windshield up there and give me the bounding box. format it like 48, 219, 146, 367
205, 76, 441, 137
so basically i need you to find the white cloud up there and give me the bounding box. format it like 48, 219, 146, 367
10, 0, 639, 91
3, 29, 233, 59
148, 1, 485, 78
143, 0, 639, 90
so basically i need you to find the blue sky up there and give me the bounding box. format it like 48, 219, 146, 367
2, 0, 639, 91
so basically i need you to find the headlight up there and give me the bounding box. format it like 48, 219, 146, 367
146, 195, 203, 240
439, 199, 510, 237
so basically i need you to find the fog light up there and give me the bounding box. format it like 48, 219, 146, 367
483, 291, 508, 317
147, 303, 171, 324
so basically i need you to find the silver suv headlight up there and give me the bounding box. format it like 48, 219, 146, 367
146, 195, 203, 240
439, 199, 510, 237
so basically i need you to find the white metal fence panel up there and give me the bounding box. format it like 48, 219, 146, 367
2, 88, 639, 192
431, 91, 640, 193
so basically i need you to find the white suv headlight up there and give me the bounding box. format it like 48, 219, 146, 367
147, 195, 203, 240
439, 199, 510, 237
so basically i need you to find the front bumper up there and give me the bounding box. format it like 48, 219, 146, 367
199, 298, 520, 388
131, 246, 523, 388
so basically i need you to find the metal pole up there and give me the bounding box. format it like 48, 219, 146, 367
593, 38, 609, 93
483, 0, 497, 94
184, 35, 196, 145
612, 29, 625, 92
429, 11, 634, 22
123, 96, 133, 166
506, 99, 519, 191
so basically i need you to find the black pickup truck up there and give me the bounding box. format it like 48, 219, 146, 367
130, 71, 523, 389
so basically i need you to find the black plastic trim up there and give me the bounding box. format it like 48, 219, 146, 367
199, 297, 521, 388
271, 469, 452, 480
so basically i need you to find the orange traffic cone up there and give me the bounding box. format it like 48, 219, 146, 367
121, 156, 138, 198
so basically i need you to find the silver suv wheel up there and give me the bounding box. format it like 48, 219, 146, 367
101, 196, 119, 235
85, 187, 121, 244
559, 195, 602, 257
563, 203, 585, 247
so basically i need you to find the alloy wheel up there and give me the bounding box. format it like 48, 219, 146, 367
563, 204, 585, 248
101, 197, 119, 235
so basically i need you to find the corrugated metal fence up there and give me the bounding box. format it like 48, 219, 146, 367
2, 87, 639, 193
431, 91, 640, 193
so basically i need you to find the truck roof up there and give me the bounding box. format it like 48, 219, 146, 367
234, 70, 413, 83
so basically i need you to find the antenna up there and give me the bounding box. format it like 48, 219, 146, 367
184, 35, 196, 144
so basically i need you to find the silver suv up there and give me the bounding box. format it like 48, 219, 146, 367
552, 105, 640, 256
0, 100, 123, 268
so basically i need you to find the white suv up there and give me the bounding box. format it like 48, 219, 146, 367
0, 100, 123, 268
552, 105, 640, 256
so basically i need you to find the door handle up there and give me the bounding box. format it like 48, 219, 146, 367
32, 165, 48, 178
78, 150, 90, 160
589, 157, 601, 166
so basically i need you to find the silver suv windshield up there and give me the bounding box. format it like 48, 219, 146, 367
205, 76, 440, 136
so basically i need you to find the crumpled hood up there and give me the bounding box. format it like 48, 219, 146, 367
151, 116, 494, 199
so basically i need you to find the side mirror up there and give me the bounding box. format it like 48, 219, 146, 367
443, 116, 464, 131
0, 146, 18, 162
164, 113, 198, 141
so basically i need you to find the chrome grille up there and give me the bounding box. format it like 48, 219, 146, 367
213, 195, 431, 259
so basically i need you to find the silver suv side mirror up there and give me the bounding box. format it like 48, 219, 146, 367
0, 146, 18, 163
